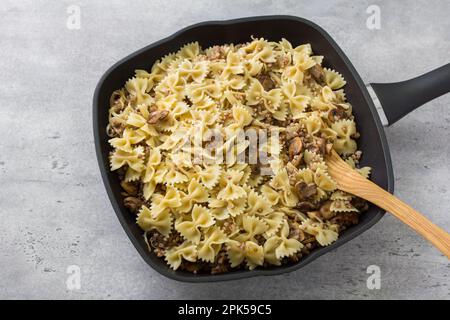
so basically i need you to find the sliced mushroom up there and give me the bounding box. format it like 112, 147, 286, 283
330, 212, 359, 227
328, 105, 348, 122
295, 181, 317, 200
319, 200, 335, 220
309, 64, 326, 85
290, 153, 303, 168
276, 55, 290, 69
289, 137, 303, 160
289, 222, 306, 242
120, 181, 138, 196
351, 197, 369, 211
124, 197, 143, 213
257, 73, 275, 91
148, 109, 169, 124
296, 201, 318, 212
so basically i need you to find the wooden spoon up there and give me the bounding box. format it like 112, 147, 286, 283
326, 150, 450, 259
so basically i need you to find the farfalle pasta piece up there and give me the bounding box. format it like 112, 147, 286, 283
260, 184, 280, 205
170, 151, 193, 168
177, 42, 200, 59
303, 149, 324, 165
331, 119, 357, 155
191, 110, 219, 134
178, 179, 209, 213
314, 167, 337, 192
110, 146, 145, 172
217, 170, 247, 201
264, 220, 303, 265
234, 215, 268, 242
330, 190, 353, 201
320, 86, 336, 102
186, 79, 223, 103
282, 51, 316, 84
157, 126, 187, 151
165, 241, 197, 270
232, 105, 253, 127
295, 168, 315, 184
331, 200, 359, 213
150, 186, 182, 217
153, 53, 177, 72
221, 51, 244, 78
281, 80, 311, 119
137, 205, 172, 236
269, 170, 298, 207
243, 59, 264, 78
226, 240, 264, 270
245, 189, 273, 216
262, 236, 283, 265
125, 77, 153, 106
197, 227, 227, 262
269, 168, 291, 191
300, 218, 339, 246
164, 164, 189, 185
245, 79, 282, 113
272, 103, 288, 121
357, 166, 372, 179
263, 211, 285, 238
195, 164, 221, 189
124, 167, 142, 182
108, 104, 133, 131
155, 72, 186, 100
241, 38, 275, 63
293, 43, 313, 56
178, 60, 209, 83
277, 38, 294, 52
109, 128, 145, 153
142, 149, 163, 199
239, 164, 252, 186
220, 76, 246, 92
126, 111, 159, 138
247, 173, 263, 188
175, 204, 215, 244
324, 68, 346, 90
279, 188, 299, 208
274, 220, 303, 259
302, 114, 323, 135
209, 197, 246, 220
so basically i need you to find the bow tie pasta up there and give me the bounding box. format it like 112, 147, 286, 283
107, 38, 371, 274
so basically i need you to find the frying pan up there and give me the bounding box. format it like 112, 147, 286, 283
93, 16, 450, 282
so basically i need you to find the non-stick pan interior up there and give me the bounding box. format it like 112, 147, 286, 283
93, 16, 394, 282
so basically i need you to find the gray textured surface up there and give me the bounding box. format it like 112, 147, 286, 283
0, 0, 449, 300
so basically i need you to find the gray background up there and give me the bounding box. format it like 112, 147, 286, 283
0, 0, 449, 299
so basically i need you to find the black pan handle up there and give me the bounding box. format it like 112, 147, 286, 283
370, 63, 450, 125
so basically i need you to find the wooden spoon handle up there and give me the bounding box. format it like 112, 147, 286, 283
326, 151, 450, 259
359, 180, 450, 259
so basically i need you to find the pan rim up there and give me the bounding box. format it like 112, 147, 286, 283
93, 15, 394, 283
